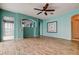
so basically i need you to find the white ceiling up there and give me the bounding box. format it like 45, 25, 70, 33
0, 3, 79, 20
0, 4, 2, 8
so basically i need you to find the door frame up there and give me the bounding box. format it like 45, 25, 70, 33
2, 16, 14, 41
71, 14, 79, 41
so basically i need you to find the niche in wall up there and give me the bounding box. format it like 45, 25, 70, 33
22, 19, 33, 27
22, 19, 35, 38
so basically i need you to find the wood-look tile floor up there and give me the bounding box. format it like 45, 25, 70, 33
0, 37, 79, 55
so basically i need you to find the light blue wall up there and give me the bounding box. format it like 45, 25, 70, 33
0, 9, 40, 41
41, 9, 79, 40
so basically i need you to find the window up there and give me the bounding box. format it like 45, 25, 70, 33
4, 22, 14, 36
3, 16, 14, 40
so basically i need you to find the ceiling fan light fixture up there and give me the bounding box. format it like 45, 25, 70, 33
50, 13, 54, 14
34, 3, 55, 16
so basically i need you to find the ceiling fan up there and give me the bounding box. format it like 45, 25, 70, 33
34, 3, 55, 15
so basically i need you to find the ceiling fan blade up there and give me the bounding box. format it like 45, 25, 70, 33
45, 9, 55, 11
43, 3, 49, 10
44, 12, 47, 15
37, 12, 42, 15
34, 8, 43, 11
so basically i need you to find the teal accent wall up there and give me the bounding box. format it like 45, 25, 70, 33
0, 9, 40, 41
41, 9, 79, 40
23, 27, 34, 38
0, 9, 2, 41
40, 19, 43, 35
23, 19, 40, 38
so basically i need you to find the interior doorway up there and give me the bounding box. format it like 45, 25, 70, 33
2, 16, 14, 41
71, 14, 79, 41
22, 19, 34, 38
